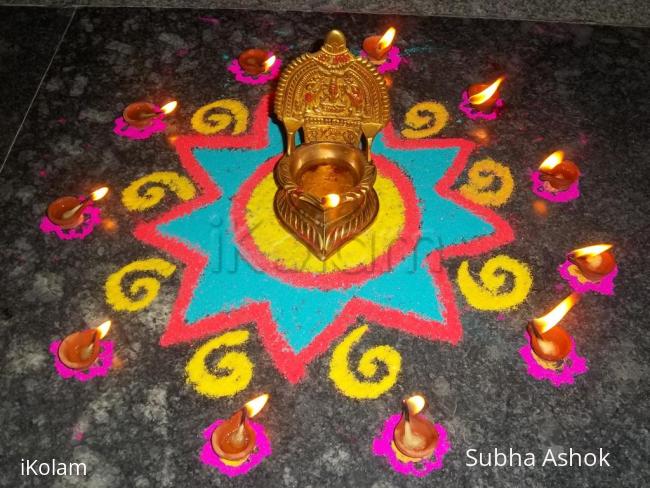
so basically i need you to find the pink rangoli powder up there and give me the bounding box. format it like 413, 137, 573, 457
519, 333, 588, 387
40, 204, 101, 241
558, 260, 617, 296
49, 340, 114, 382
113, 104, 166, 140
372, 414, 450, 477
200, 419, 272, 477
360, 46, 402, 74
530, 170, 580, 203
228, 58, 282, 85
458, 90, 504, 120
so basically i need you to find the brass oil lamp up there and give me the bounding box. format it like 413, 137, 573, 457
273, 30, 390, 260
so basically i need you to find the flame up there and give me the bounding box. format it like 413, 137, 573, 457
322, 193, 341, 208
571, 244, 613, 258
90, 187, 109, 201
95, 320, 111, 339
378, 27, 396, 51
244, 394, 269, 418
539, 150, 564, 171
405, 395, 426, 415
263, 54, 277, 72
160, 101, 178, 115
532, 294, 580, 334
469, 76, 504, 105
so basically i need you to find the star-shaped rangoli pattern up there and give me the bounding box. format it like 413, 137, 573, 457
134, 98, 513, 382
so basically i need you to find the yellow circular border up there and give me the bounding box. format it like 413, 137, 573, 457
244, 172, 406, 273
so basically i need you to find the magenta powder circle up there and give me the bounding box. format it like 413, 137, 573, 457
228, 58, 282, 85
40, 204, 101, 240
530, 170, 580, 202
458, 90, 504, 120
519, 333, 588, 387
558, 260, 617, 295
360, 46, 402, 74
200, 419, 272, 477
113, 104, 166, 140
372, 414, 450, 477
49, 340, 114, 382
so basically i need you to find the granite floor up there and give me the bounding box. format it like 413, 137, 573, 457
1, 7, 649, 488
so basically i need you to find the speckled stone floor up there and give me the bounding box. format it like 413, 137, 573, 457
1, 7, 649, 488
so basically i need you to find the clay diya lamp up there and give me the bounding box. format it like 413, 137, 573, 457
538, 150, 580, 191
238, 49, 276, 76
363, 27, 396, 65
122, 100, 178, 128
393, 395, 439, 462
58, 320, 111, 370
568, 244, 616, 282
211, 394, 269, 464
467, 76, 504, 112
47, 187, 108, 229
527, 293, 580, 368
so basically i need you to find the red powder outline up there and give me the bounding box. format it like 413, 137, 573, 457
133, 96, 514, 383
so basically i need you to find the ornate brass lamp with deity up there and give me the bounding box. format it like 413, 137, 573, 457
273, 30, 390, 260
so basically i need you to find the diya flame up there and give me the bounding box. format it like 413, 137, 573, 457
263, 55, 277, 72
532, 293, 580, 334
160, 101, 178, 115
469, 76, 504, 105
378, 27, 396, 51
539, 150, 564, 171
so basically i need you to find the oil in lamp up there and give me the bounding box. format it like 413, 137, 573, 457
568, 244, 616, 282
122, 100, 178, 128
538, 150, 580, 191
273, 30, 389, 260
238, 49, 276, 76
527, 293, 580, 366
363, 27, 396, 65
58, 320, 111, 370
393, 395, 439, 461
211, 394, 269, 464
47, 187, 108, 229
468, 76, 505, 112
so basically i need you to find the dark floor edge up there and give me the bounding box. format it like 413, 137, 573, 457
0, 7, 77, 174
0, 3, 648, 28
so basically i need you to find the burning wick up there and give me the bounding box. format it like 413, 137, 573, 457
321, 193, 341, 208
393, 395, 439, 461
568, 244, 615, 282
468, 76, 505, 112
60, 187, 109, 220
238, 49, 276, 76
58, 320, 111, 370
47, 187, 108, 229
538, 150, 580, 191
528, 293, 580, 364
363, 27, 396, 65
211, 394, 269, 463
122, 100, 178, 128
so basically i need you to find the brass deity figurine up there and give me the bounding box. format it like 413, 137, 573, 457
273, 30, 390, 260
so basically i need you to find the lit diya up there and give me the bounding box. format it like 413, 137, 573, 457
58, 320, 111, 370
211, 394, 269, 464
568, 244, 615, 282
363, 27, 396, 65
393, 395, 439, 461
47, 187, 108, 229
527, 293, 580, 366
238, 49, 276, 76
538, 150, 580, 191
467, 76, 505, 112
122, 100, 178, 128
